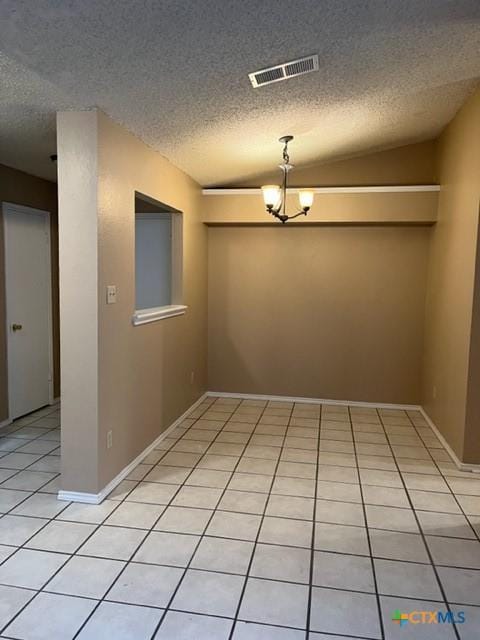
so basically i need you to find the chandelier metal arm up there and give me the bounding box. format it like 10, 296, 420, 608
269, 209, 308, 224
285, 210, 309, 221
270, 209, 288, 223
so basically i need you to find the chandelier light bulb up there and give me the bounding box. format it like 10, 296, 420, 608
261, 185, 281, 209
298, 189, 314, 210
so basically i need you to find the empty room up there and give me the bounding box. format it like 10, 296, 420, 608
0, 1, 480, 639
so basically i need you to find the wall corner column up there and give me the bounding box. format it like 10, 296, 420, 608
57, 110, 100, 494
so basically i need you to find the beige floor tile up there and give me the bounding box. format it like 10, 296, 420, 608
5, 592, 97, 640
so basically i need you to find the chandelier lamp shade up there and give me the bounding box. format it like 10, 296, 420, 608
261, 136, 314, 223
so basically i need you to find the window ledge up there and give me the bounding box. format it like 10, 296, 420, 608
132, 305, 187, 326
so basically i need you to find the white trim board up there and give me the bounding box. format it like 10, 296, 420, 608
58, 393, 207, 504
208, 391, 480, 473
132, 304, 187, 326
202, 185, 440, 196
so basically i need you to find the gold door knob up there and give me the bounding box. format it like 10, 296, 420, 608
12, 324, 23, 332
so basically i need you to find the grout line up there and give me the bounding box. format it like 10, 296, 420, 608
407, 420, 480, 545
226, 400, 296, 640
34, 580, 469, 605
380, 411, 462, 640
348, 405, 385, 640
145, 397, 273, 639
305, 401, 322, 639
2, 509, 478, 547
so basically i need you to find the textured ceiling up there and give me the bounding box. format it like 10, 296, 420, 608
0, 0, 479, 186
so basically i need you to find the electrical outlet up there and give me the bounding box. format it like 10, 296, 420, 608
190, 371, 195, 384
107, 430, 113, 449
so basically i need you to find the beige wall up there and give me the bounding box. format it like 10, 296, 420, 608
208, 226, 430, 404
0, 164, 59, 422
208, 123, 480, 464
237, 141, 436, 188
204, 141, 438, 225
57, 110, 207, 494
423, 88, 480, 463
206, 141, 438, 406
202, 190, 438, 225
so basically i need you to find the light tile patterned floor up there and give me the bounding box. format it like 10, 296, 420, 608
0, 397, 479, 639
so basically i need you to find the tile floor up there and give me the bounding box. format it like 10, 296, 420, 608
0, 397, 479, 639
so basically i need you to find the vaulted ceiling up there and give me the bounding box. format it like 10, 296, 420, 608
0, 0, 479, 185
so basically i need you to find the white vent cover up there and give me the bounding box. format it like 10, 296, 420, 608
248, 55, 319, 88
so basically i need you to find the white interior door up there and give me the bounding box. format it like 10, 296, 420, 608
3, 203, 53, 420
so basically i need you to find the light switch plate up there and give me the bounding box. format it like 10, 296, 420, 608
106, 285, 117, 304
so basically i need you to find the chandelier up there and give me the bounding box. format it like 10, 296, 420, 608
261, 135, 314, 223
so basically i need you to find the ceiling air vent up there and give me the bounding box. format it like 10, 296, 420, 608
248, 54, 318, 88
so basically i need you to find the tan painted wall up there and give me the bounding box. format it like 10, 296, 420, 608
57, 110, 207, 494
208, 226, 430, 404
423, 89, 480, 463
206, 141, 437, 406
202, 190, 438, 225
204, 140, 438, 225
236, 141, 436, 188
0, 164, 59, 422
96, 111, 208, 489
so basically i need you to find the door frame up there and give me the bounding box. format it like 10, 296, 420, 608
2, 202, 54, 423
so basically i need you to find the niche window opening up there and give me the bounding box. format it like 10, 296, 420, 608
133, 193, 185, 326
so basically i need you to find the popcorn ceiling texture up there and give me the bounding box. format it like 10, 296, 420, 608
0, 0, 479, 185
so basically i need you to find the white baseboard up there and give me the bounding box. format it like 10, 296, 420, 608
58, 392, 208, 504
419, 408, 480, 474
56, 490, 102, 505
56, 389, 480, 505
206, 390, 421, 411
